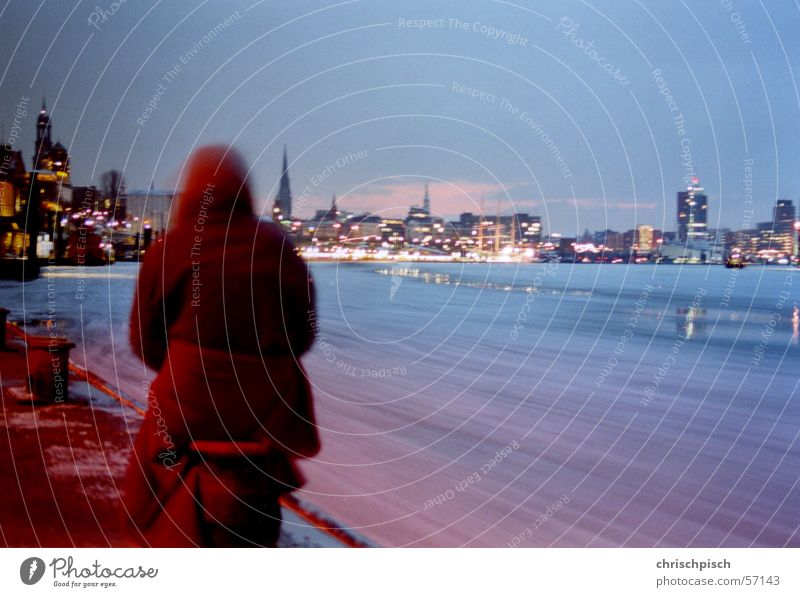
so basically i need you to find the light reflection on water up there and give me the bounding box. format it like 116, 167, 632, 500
374, 266, 591, 296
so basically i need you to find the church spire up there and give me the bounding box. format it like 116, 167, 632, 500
34, 91, 53, 170
273, 145, 293, 223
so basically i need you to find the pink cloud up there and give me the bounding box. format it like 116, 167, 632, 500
294, 179, 517, 218
289, 180, 658, 219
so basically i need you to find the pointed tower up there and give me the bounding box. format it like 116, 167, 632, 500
34, 94, 53, 170
273, 146, 293, 223
423, 182, 430, 214
330, 193, 338, 219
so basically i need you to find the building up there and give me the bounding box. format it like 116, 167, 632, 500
32, 98, 70, 177
126, 188, 174, 236
637, 225, 654, 251
726, 228, 759, 257
594, 229, 620, 250
659, 243, 706, 263
622, 228, 638, 251
677, 179, 708, 243
380, 219, 405, 247
723, 200, 796, 260
557, 237, 577, 260
272, 147, 292, 224
308, 194, 345, 244
497, 213, 540, 248
661, 231, 677, 244
29, 98, 71, 254
405, 184, 446, 247
448, 213, 478, 249
71, 186, 101, 212
97, 170, 127, 223
0, 141, 32, 267
766, 199, 796, 256
348, 214, 383, 244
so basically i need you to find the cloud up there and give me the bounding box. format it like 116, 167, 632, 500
289, 177, 659, 220
295, 178, 516, 218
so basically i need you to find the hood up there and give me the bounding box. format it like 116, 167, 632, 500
171, 144, 254, 227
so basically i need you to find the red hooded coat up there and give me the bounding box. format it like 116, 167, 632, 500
123, 145, 319, 547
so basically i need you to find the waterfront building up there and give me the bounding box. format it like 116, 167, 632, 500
29, 98, 71, 253
0, 140, 31, 264
726, 228, 759, 258
521, 214, 542, 245
764, 199, 796, 256
594, 229, 622, 250
348, 214, 383, 245
497, 213, 539, 249
677, 178, 708, 242
637, 225, 654, 251
622, 228, 638, 251
405, 184, 446, 247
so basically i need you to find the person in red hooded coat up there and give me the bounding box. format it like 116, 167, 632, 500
123, 145, 319, 547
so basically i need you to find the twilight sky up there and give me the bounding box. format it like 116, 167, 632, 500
1, 0, 799, 235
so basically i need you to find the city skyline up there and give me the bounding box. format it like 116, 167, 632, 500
1, 2, 799, 234
4, 97, 796, 248
5, 97, 798, 235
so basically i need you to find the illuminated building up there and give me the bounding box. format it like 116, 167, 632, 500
523, 215, 542, 245
380, 219, 405, 246
27, 98, 72, 262
497, 213, 539, 248
767, 199, 796, 256
347, 214, 383, 245
405, 184, 445, 247
726, 228, 759, 257
677, 179, 708, 242
311, 194, 346, 243
637, 225, 654, 251
0, 141, 31, 272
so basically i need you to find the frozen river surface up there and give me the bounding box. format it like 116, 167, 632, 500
2, 260, 799, 546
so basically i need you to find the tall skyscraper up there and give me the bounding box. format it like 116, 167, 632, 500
677, 178, 708, 243
770, 199, 795, 255
774, 199, 795, 224
423, 182, 430, 214
272, 147, 292, 223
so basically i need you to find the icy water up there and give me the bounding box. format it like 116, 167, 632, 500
2, 261, 799, 547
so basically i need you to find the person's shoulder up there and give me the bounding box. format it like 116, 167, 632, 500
254, 219, 298, 250
139, 236, 165, 267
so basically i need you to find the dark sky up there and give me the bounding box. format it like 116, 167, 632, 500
1, 0, 799, 235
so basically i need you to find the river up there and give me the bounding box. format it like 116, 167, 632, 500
2, 260, 798, 546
